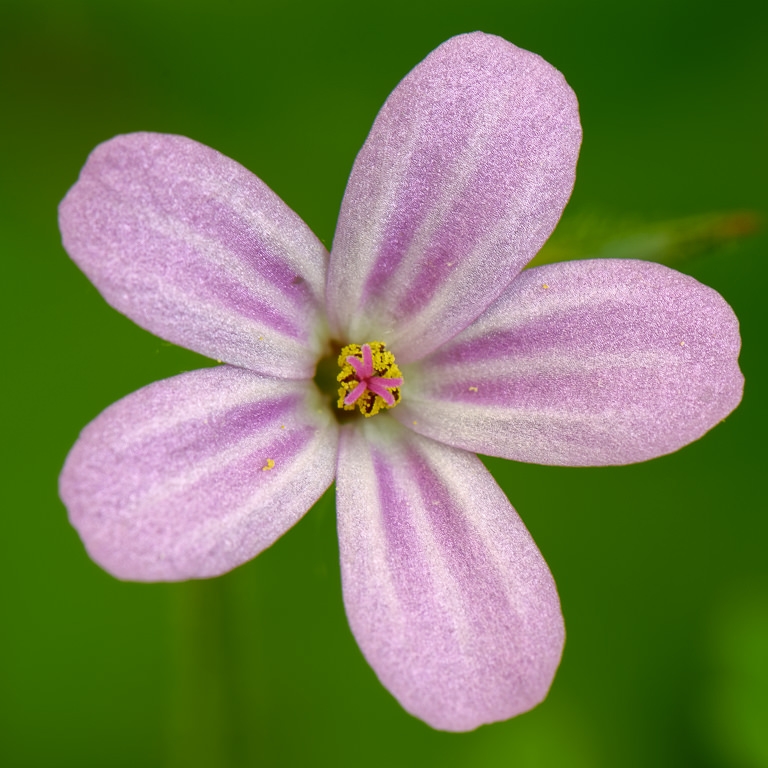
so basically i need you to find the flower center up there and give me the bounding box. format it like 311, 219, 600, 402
336, 342, 403, 418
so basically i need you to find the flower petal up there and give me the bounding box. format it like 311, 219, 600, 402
336, 417, 563, 731
60, 133, 329, 378
60, 367, 338, 581
395, 260, 743, 465
326, 33, 581, 362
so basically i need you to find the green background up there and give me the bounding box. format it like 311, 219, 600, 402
2, 1, 766, 766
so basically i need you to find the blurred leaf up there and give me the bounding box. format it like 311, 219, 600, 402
530, 210, 762, 268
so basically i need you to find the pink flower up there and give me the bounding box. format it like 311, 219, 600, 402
58, 33, 743, 731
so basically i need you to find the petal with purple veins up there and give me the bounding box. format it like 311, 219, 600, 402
60, 133, 329, 378
395, 259, 743, 465
327, 32, 581, 362
60, 366, 338, 581
336, 417, 563, 731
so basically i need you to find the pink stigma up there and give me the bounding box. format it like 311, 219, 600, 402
343, 344, 403, 407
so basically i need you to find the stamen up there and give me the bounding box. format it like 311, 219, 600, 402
337, 341, 403, 417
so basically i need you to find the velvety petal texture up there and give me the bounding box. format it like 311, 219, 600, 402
395, 260, 743, 465
60, 367, 338, 581
336, 418, 563, 731
59, 133, 329, 379
327, 33, 581, 362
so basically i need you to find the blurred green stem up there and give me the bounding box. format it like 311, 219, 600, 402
167, 578, 238, 768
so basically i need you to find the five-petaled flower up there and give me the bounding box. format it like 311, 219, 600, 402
59, 33, 743, 731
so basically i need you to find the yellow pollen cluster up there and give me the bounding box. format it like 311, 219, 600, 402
337, 341, 403, 418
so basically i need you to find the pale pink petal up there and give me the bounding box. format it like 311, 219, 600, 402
336, 417, 563, 731
59, 133, 329, 378
60, 367, 338, 581
395, 260, 743, 465
326, 32, 581, 362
